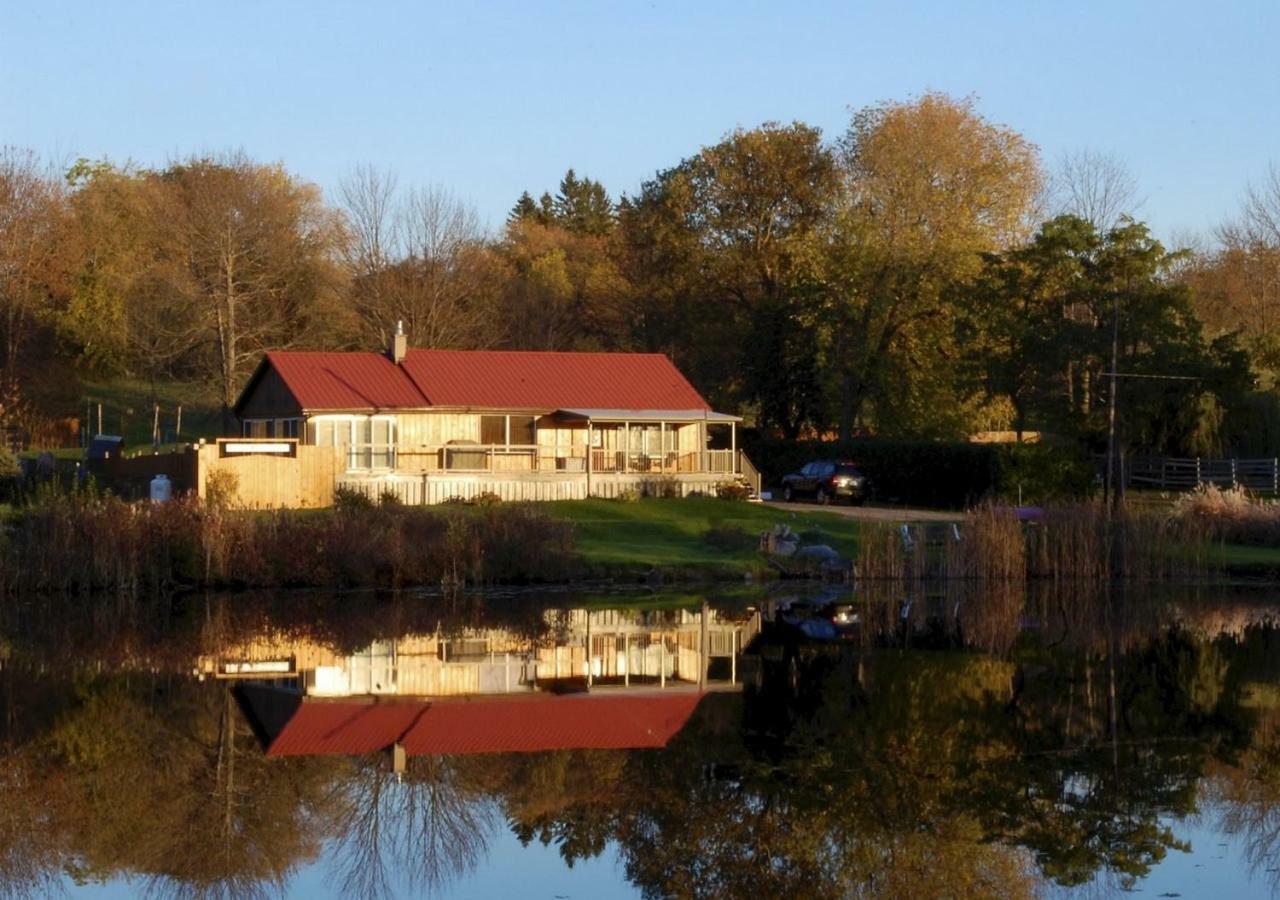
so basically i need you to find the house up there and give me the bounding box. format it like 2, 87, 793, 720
231, 330, 758, 503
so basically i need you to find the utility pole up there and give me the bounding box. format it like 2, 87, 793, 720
1105, 291, 1120, 513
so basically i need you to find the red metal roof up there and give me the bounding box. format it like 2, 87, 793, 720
400, 350, 710, 411
238, 349, 710, 413
266, 692, 703, 757
257, 351, 429, 413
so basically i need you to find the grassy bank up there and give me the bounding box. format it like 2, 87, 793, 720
547, 498, 862, 578
0, 493, 863, 595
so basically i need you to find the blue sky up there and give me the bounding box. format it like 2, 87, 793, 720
3, 1, 1276, 240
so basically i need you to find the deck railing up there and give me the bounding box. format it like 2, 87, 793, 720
376, 443, 751, 478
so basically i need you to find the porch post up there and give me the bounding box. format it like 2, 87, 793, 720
660, 421, 666, 473
699, 601, 708, 691
585, 611, 592, 689
701, 414, 707, 473
624, 421, 630, 473
731, 422, 737, 474
586, 419, 593, 497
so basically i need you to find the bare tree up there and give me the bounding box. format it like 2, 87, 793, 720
339, 167, 501, 350
161, 152, 344, 427
1050, 148, 1142, 233
327, 755, 495, 900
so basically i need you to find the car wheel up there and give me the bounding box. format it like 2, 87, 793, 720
783, 485, 794, 503
816, 487, 829, 505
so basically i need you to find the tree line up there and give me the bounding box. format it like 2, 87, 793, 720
2, 91, 1278, 453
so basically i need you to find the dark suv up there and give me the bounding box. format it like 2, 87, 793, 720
779, 460, 869, 505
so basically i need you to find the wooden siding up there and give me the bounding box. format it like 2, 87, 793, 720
238, 367, 303, 420
198, 442, 340, 508
396, 412, 480, 473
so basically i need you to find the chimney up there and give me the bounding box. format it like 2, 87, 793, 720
390, 320, 407, 364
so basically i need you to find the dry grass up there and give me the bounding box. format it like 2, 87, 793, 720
1171, 484, 1280, 546
0, 489, 575, 596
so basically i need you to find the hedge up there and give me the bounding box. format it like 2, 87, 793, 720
740, 432, 1095, 509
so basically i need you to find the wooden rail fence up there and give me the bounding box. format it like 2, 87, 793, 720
1126, 456, 1280, 493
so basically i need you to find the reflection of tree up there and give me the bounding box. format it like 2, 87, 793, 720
327, 754, 495, 899
483, 628, 1268, 897
0, 756, 59, 900
0, 674, 340, 900
8, 606, 1280, 898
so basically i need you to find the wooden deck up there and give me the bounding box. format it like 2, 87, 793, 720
179, 439, 760, 508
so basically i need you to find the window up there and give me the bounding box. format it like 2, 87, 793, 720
347, 417, 397, 470
509, 416, 535, 446
279, 418, 300, 439
479, 414, 536, 446
480, 415, 505, 445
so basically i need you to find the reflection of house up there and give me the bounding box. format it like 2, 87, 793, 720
204, 606, 759, 696
229, 336, 759, 504
220, 605, 757, 759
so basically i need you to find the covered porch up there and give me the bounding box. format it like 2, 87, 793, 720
560, 408, 742, 476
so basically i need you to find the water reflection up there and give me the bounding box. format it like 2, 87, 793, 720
3, 586, 1280, 897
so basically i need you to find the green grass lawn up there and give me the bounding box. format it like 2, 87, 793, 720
1208, 543, 1280, 571
76, 378, 223, 449
545, 497, 863, 575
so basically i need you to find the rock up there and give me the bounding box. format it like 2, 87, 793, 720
796, 544, 839, 562
773, 540, 799, 558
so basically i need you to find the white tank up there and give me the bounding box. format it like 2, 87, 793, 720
150, 474, 172, 503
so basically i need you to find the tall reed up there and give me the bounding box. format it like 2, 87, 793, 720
0, 490, 576, 597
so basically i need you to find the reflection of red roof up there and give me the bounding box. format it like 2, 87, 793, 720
266, 692, 703, 757
237, 349, 709, 414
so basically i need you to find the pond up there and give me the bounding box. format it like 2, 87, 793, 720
3, 583, 1280, 898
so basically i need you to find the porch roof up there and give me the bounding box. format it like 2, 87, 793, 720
555, 408, 741, 424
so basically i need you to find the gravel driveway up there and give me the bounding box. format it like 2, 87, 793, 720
759, 500, 960, 522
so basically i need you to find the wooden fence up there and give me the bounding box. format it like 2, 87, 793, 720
1126, 456, 1280, 493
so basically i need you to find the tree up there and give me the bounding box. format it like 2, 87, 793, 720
621, 122, 837, 432
552, 169, 615, 236
160, 153, 344, 427
0, 148, 74, 428
827, 93, 1043, 439
341, 167, 504, 352
63, 159, 206, 392
1050, 149, 1142, 233
970, 214, 1250, 455
1189, 164, 1280, 378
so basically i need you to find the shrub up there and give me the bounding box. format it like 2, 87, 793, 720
615, 487, 642, 502
204, 469, 240, 510
333, 485, 375, 511
740, 431, 1093, 509
716, 481, 752, 501
642, 476, 680, 498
